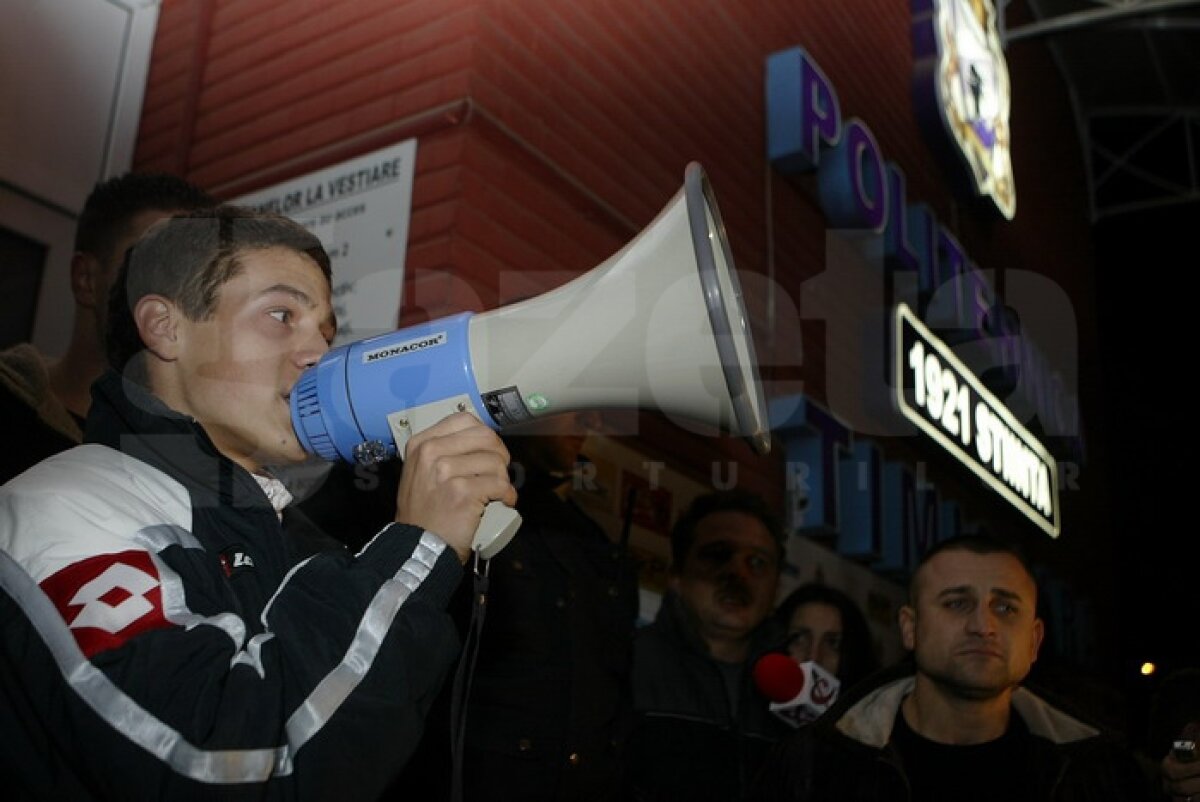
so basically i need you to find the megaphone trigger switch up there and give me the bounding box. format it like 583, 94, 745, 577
473, 502, 523, 560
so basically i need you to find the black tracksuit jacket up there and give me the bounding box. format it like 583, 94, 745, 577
0, 372, 463, 800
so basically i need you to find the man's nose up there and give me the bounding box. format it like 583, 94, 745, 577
724, 556, 755, 583
295, 330, 329, 369
966, 605, 998, 636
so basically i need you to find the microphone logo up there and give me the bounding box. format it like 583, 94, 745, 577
811, 672, 836, 706
753, 656, 841, 728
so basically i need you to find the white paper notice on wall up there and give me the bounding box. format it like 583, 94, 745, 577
233, 139, 417, 345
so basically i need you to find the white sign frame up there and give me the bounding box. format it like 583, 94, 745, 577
894, 303, 1060, 537
234, 139, 418, 343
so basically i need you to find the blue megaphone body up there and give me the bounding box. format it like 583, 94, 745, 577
291, 312, 488, 466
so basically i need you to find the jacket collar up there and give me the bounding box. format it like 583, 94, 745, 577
84, 371, 279, 514
828, 667, 1101, 748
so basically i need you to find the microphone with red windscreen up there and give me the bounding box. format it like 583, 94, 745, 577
753, 653, 840, 727
754, 653, 807, 702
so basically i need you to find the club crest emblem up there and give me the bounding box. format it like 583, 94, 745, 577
913, 0, 1016, 219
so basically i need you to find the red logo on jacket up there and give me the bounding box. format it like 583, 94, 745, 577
39, 550, 172, 659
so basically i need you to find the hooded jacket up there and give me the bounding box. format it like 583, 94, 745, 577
0, 372, 463, 801
752, 664, 1150, 801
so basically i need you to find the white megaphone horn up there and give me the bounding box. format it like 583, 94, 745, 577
290, 162, 770, 558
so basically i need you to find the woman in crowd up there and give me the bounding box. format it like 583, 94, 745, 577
773, 582, 879, 691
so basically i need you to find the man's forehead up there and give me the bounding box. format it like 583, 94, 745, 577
220, 247, 333, 315
691, 511, 775, 551
237, 246, 328, 285
915, 549, 1036, 598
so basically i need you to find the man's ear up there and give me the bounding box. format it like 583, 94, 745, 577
70, 252, 104, 309
899, 604, 916, 651
133, 295, 182, 361
1029, 617, 1045, 664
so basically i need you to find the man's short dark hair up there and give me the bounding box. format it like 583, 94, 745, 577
74, 172, 215, 265
106, 205, 333, 378
669, 488, 785, 570
908, 534, 1037, 604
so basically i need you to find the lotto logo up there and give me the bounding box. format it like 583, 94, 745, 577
218, 546, 256, 577
40, 550, 172, 659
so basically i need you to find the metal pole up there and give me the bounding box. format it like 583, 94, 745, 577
1006, 0, 1200, 44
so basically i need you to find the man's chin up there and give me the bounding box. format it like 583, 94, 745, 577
711, 609, 759, 634
715, 597, 764, 619
278, 445, 315, 466
933, 670, 1015, 701
258, 435, 313, 468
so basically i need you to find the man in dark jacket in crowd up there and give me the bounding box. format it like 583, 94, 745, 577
754, 534, 1150, 801
0, 207, 516, 800
627, 488, 791, 801
394, 412, 638, 800
0, 171, 214, 484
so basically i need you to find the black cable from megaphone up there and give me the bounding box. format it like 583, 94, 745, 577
449, 553, 490, 802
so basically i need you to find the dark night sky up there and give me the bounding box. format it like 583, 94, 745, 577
1092, 198, 1200, 742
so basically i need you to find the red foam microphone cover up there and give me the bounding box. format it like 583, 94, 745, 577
753, 652, 806, 703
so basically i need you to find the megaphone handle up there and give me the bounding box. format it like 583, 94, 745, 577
473, 501, 522, 559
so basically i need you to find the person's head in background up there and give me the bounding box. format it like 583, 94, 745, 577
773, 583, 879, 689
669, 488, 785, 663
55, 172, 214, 417
503, 410, 603, 488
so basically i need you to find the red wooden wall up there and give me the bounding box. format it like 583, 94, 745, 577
132, 0, 1101, 515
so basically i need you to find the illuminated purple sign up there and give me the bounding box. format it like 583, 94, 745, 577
765, 46, 1066, 539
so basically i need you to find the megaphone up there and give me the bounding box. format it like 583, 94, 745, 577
290, 162, 769, 558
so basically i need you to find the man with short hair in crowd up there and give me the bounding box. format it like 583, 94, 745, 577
395, 411, 638, 800
0, 206, 516, 799
626, 488, 791, 801
0, 172, 214, 484
754, 534, 1150, 801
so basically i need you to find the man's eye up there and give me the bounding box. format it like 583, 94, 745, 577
945, 598, 969, 611
994, 602, 1018, 616
268, 309, 291, 324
